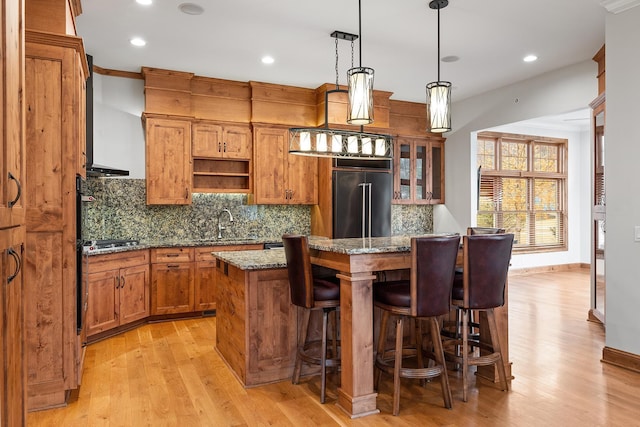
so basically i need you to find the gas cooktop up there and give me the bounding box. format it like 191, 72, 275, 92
83, 239, 140, 253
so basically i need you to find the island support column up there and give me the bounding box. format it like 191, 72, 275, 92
335, 272, 380, 418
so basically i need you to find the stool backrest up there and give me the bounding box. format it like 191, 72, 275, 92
467, 227, 505, 235
282, 234, 314, 309
462, 234, 514, 309
411, 235, 461, 317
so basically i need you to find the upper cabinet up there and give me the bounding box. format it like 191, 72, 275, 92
144, 115, 192, 205
252, 126, 318, 205
192, 122, 251, 159
393, 136, 444, 204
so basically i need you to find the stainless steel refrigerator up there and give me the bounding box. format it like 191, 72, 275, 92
332, 169, 392, 238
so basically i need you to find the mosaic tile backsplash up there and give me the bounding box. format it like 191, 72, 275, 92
83, 179, 433, 242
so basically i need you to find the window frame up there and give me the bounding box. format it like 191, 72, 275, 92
477, 131, 568, 253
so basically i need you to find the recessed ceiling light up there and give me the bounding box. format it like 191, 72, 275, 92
136, 0, 152, 5
130, 37, 146, 47
523, 54, 538, 62
441, 55, 459, 63
261, 56, 275, 65
179, 3, 204, 15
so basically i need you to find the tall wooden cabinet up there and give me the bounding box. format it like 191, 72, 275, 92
24, 30, 87, 410
1, 0, 26, 424
252, 125, 318, 204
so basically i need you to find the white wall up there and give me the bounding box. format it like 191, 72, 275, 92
92, 74, 146, 178
604, 5, 640, 355
434, 60, 597, 269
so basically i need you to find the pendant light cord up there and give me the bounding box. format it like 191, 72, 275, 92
358, 0, 362, 67
437, 5, 441, 82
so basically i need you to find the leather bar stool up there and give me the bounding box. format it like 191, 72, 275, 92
443, 233, 514, 402
282, 234, 340, 404
373, 235, 460, 415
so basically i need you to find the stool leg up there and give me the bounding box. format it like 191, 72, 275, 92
429, 316, 452, 409
487, 309, 509, 392
462, 308, 469, 402
393, 316, 405, 416
293, 308, 311, 385
320, 308, 329, 403
375, 310, 390, 390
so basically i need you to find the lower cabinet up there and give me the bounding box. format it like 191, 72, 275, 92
86, 250, 150, 337
151, 247, 195, 315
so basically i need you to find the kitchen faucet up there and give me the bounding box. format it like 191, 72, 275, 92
217, 208, 234, 239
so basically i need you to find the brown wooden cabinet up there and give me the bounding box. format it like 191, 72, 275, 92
393, 136, 444, 205
144, 115, 192, 205
0, 0, 26, 423
192, 121, 252, 193
86, 250, 150, 337
24, 29, 87, 411
151, 247, 195, 315
252, 125, 318, 204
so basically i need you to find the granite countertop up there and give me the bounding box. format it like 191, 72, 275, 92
307, 234, 457, 255
83, 238, 272, 256
212, 248, 287, 270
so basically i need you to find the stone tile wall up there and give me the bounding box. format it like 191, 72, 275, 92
83, 179, 433, 242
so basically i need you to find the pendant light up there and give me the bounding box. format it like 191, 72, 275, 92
426, 0, 452, 133
347, 0, 374, 125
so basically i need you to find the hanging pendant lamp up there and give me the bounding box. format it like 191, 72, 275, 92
426, 0, 452, 133
347, 0, 374, 125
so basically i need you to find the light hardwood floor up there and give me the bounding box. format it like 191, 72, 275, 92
28, 269, 640, 426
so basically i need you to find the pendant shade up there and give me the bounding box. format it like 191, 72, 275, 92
426, 81, 452, 133
347, 67, 374, 125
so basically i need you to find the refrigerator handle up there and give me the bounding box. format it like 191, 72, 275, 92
358, 183, 372, 238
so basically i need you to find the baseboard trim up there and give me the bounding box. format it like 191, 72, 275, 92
602, 346, 640, 373
509, 263, 588, 276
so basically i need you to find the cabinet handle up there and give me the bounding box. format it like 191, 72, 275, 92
218, 141, 222, 152
185, 187, 189, 200
223, 141, 227, 152
168, 264, 180, 268
6, 247, 21, 284
116, 276, 121, 289
8, 172, 22, 208
166, 254, 180, 257
120, 275, 125, 289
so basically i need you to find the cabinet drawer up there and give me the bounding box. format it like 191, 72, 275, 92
195, 244, 263, 262
88, 249, 150, 273
151, 247, 194, 263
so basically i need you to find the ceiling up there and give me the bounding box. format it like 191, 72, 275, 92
76, 0, 607, 128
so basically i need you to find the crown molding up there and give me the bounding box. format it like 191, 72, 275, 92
600, 0, 640, 13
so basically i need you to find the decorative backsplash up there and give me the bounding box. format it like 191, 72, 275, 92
83, 179, 433, 242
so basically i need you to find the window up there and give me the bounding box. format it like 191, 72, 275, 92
477, 132, 568, 252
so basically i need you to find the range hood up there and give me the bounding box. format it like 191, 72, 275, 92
85, 54, 130, 177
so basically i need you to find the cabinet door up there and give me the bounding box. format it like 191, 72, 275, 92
194, 260, 216, 311
145, 117, 192, 205
393, 138, 413, 204
119, 264, 150, 325
0, 0, 24, 229
151, 262, 194, 314
1, 227, 26, 427
253, 127, 286, 204
86, 269, 120, 336
287, 150, 317, 204
223, 125, 252, 159
192, 122, 223, 158
413, 140, 430, 204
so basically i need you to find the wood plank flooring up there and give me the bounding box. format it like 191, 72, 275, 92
28, 269, 640, 426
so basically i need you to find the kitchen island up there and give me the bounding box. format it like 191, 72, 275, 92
214, 236, 511, 418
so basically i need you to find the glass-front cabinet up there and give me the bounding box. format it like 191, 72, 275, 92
393, 136, 444, 204
590, 94, 606, 325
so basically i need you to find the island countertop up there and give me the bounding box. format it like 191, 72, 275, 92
212, 248, 287, 270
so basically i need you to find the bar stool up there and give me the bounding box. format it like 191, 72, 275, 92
443, 234, 514, 402
373, 235, 460, 415
282, 234, 340, 404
